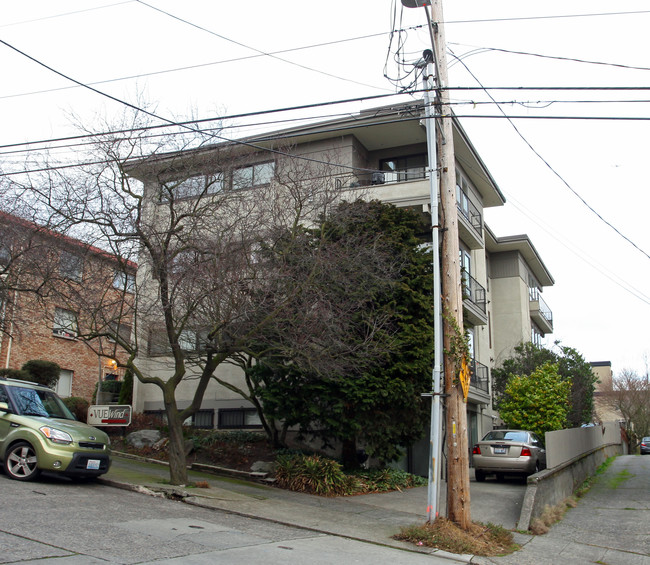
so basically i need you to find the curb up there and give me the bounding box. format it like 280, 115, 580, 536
101, 456, 472, 564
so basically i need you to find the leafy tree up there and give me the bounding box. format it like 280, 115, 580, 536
492, 342, 597, 427
21, 360, 61, 388
241, 201, 434, 466
498, 363, 571, 437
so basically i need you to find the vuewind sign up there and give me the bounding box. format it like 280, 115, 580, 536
87, 405, 132, 426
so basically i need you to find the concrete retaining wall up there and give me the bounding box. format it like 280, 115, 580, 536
545, 422, 622, 468
517, 422, 624, 530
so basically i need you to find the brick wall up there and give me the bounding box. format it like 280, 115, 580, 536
0, 291, 129, 401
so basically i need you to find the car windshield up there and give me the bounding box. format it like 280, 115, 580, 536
10, 386, 75, 419
482, 430, 528, 443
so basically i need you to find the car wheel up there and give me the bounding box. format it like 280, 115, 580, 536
475, 470, 486, 482
4, 441, 41, 481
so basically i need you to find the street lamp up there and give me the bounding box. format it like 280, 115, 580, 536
402, 0, 443, 523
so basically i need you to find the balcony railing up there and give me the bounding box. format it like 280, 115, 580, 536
457, 192, 483, 238
529, 288, 553, 325
335, 169, 430, 190
462, 273, 486, 314
470, 359, 489, 393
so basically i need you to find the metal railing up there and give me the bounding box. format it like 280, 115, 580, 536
470, 358, 489, 393
462, 273, 486, 313
457, 192, 483, 238
529, 288, 553, 324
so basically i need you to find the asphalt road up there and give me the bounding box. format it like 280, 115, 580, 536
0, 472, 463, 565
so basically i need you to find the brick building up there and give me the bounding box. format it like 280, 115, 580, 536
0, 211, 135, 401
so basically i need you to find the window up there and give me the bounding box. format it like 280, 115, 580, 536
59, 251, 83, 282
178, 329, 197, 351
161, 173, 224, 201
108, 322, 132, 345
232, 162, 275, 190
113, 271, 136, 293
190, 410, 214, 429
379, 154, 427, 183
53, 308, 78, 338
218, 408, 262, 429
55, 369, 73, 398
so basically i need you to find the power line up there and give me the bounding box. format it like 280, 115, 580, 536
0, 91, 413, 154
449, 48, 650, 263
0, 37, 417, 180
134, 0, 388, 92
449, 42, 650, 73
445, 9, 650, 25
0, 1, 135, 28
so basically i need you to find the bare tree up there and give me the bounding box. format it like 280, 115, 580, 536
603, 368, 650, 443
2, 108, 399, 484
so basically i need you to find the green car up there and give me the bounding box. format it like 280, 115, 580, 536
0, 377, 111, 481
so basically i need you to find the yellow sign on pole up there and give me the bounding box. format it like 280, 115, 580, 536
459, 357, 471, 401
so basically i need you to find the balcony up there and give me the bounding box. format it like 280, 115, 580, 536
467, 358, 490, 406
462, 273, 488, 326
457, 190, 483, 249
529, 288, 553, 334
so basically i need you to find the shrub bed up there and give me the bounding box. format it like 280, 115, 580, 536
275, 453, 426, 496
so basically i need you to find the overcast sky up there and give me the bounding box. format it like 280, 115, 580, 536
2, 1, 649, 376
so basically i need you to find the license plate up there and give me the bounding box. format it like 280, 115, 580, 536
86, 459, 101, 470
494, 447, 506, 454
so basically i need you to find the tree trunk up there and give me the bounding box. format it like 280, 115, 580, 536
164, 397, 188, 485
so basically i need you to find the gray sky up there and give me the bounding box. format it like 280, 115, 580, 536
2, 1, 649, 376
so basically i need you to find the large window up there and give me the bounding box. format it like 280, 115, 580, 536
161, 173, 224, 201
218, 407, 262, 429
160, 163, 274, 201
59, 251, 83, 282
53, 307, 78, 338
232, 162, 275, 190
379, 154, 427, 183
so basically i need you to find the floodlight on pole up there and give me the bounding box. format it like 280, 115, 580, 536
402, 0, 443, 523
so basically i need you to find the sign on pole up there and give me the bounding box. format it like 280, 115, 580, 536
87, 405, 132, 426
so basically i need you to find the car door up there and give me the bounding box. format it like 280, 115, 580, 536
0, 385, 14, 450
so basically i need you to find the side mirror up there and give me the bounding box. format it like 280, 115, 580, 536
0, 401, 10, 413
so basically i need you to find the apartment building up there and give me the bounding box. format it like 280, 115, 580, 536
0, 212, 135, 401
129, 102, 555, 464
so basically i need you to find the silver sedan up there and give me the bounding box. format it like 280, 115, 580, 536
472, 429, 546, 481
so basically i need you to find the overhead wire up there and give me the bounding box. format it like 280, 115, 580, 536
456, 153, 650, 307
0, 37, 426, 181
447, 45, 650, 263
133, 0, 388, 92
0, 1, 136, 29
449, 42, 650, 73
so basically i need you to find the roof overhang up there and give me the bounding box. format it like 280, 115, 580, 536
127, 101, 506, 209
485, 224, 554, 287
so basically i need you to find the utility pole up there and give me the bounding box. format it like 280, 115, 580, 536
402, 0, 471, 529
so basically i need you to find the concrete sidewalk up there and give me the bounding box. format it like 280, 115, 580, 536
101, 454, 650, 564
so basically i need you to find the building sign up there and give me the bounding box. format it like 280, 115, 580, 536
87, 405, 132, 426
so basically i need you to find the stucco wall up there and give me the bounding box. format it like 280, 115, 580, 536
546, 422, 621, 468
